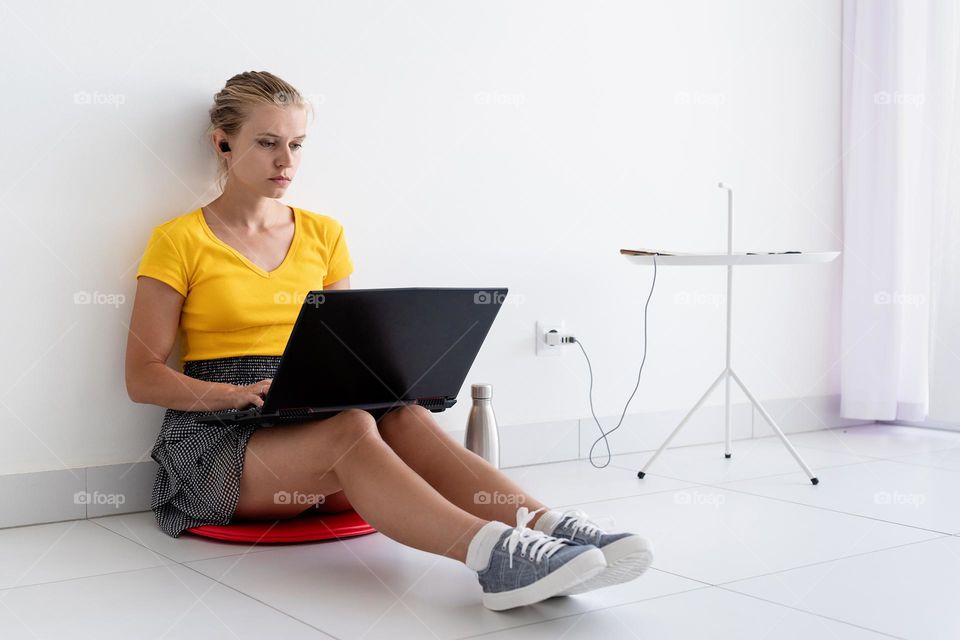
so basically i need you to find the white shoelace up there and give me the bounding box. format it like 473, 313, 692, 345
557, 508, 603, 540
502, 506, 570, 569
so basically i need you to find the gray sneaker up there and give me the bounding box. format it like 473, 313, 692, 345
477, 507, 607, 611
545, 508, 654, 595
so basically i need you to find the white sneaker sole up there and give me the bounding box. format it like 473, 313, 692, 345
481, 547, 607, 611
555, 536, 654, 596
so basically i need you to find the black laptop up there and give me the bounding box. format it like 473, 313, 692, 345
195, 287, 508, 427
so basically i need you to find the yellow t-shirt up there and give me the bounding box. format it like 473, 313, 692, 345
135, 205, 354, 365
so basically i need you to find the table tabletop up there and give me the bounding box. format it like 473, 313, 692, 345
621, 250, 840, 266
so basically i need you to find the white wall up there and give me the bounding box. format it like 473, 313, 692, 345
0, 0, 842, 474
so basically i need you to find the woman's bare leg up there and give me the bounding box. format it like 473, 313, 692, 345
375, 405, 552, 528
234, 409, 487, 562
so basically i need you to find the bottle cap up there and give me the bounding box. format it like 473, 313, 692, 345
471, 383, 492, 399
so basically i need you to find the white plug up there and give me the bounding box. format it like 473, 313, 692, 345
535, 320, 566, 356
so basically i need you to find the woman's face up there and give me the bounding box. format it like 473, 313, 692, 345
217, 104, 307, 197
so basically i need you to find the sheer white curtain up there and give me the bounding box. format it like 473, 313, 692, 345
840, 0, 960, 421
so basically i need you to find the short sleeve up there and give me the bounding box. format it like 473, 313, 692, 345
323, 223, 354, 287
135, 226, 189, 296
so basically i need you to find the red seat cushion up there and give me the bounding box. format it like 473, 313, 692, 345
186, 509, 377, 543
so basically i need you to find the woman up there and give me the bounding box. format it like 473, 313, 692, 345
125, 71, 652, 611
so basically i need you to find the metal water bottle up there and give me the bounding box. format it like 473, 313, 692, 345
465, 383, 500, 468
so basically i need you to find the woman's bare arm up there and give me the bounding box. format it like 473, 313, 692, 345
125, 277, 249, 411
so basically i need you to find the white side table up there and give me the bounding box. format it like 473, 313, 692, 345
623, 183, 840, 484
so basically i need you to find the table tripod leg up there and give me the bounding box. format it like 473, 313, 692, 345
724, 373, 732, 459
638, 369, 726, 479
728, 370, 819, 485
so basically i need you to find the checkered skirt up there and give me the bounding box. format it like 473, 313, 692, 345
149, 355, 281, 538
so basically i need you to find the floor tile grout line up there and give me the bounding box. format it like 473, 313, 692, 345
175, 561, 344, 640
87, 517, 283, 562
87, 520, 253, 639
98, 515, 719, 638
640, 567, 715, 587
92, 520, 344, 639
711, 584, 908, 640
608, 454, 879, 487
94, 518, 432, 640
708, 456, 960, 488
714, 534, 954, 589
452, 584, 718, 640
756, 438, 960, 463
546, 474, 953, 572
97, 523, 324, 637
871, 454, 960, 475
40, 519, 724, 639
453, 575, 902, 640
549, 481, 716, 511
706, 482, 957, 537
501, 424, 847, 472
0, 562, 173, 594
0, 526, 339, 639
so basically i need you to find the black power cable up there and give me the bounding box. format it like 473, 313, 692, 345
564, 255, 658, 468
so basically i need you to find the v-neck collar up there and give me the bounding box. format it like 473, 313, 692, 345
196, 205, 301, 278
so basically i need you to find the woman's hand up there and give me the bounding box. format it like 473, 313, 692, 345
229, 378, 273, 409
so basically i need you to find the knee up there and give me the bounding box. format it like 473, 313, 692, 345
329, 408, 380, 448
302, 409, 379, 457
378, 404, 434, 439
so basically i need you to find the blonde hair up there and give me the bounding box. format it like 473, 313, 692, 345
206, 71, 314, 192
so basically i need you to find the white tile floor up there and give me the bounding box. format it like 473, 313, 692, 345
2, 423, 959, 639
